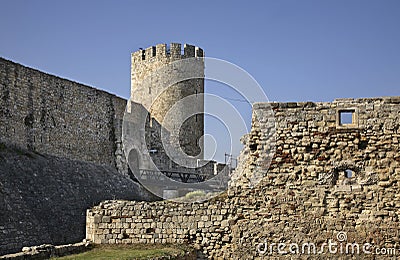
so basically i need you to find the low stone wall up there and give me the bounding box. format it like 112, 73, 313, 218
0, 241, 91, 260
86, 198, 233, 258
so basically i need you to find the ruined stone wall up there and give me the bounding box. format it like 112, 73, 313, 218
87, 97, 400, 259
0, 58, 127, 170
130, 43, 204, 158
232, 97, 400, 187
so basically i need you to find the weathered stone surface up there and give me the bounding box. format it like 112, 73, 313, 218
0, 57, 127, 173
87, 96, 400, 259
130, 43, 204, 157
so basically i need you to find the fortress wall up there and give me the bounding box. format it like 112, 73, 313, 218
87, 97, 400, 258
0, 58, 157, 256
0, 57, 127, 169
0, 59, 126, 170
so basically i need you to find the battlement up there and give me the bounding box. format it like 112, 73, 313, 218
131, 43, 203, 62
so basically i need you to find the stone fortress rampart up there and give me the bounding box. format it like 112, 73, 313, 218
0, 58, 149, 256
0, 57, 127, 171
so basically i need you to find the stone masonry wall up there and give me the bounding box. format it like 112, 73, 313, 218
86, 199, 232, 258
87, 97, 400, 259
232, 96, 400, 186
0, 58, 127, 171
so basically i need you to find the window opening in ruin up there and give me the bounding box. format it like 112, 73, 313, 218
339, 110, 354, 125
344, 169, 353, 178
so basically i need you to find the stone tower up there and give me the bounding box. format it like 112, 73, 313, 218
130, 43, 204, 158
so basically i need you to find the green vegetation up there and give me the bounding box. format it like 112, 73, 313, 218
184, 190, 206, 199
53, 244, 192, 260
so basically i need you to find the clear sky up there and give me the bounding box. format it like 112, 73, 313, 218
1, 0, 399, 162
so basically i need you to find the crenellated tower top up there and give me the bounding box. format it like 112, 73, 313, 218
131, 43, 203, 63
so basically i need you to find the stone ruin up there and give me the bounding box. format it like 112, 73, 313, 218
0, 43, 399, 258
87, 96, 400, 258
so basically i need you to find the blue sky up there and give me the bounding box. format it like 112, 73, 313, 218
1, 0, 399, 161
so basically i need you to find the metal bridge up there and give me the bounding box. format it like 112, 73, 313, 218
138, 168, 209, 183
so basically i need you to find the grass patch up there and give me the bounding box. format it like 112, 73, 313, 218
53, 244, 191, 260
184, 190, 206, 199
